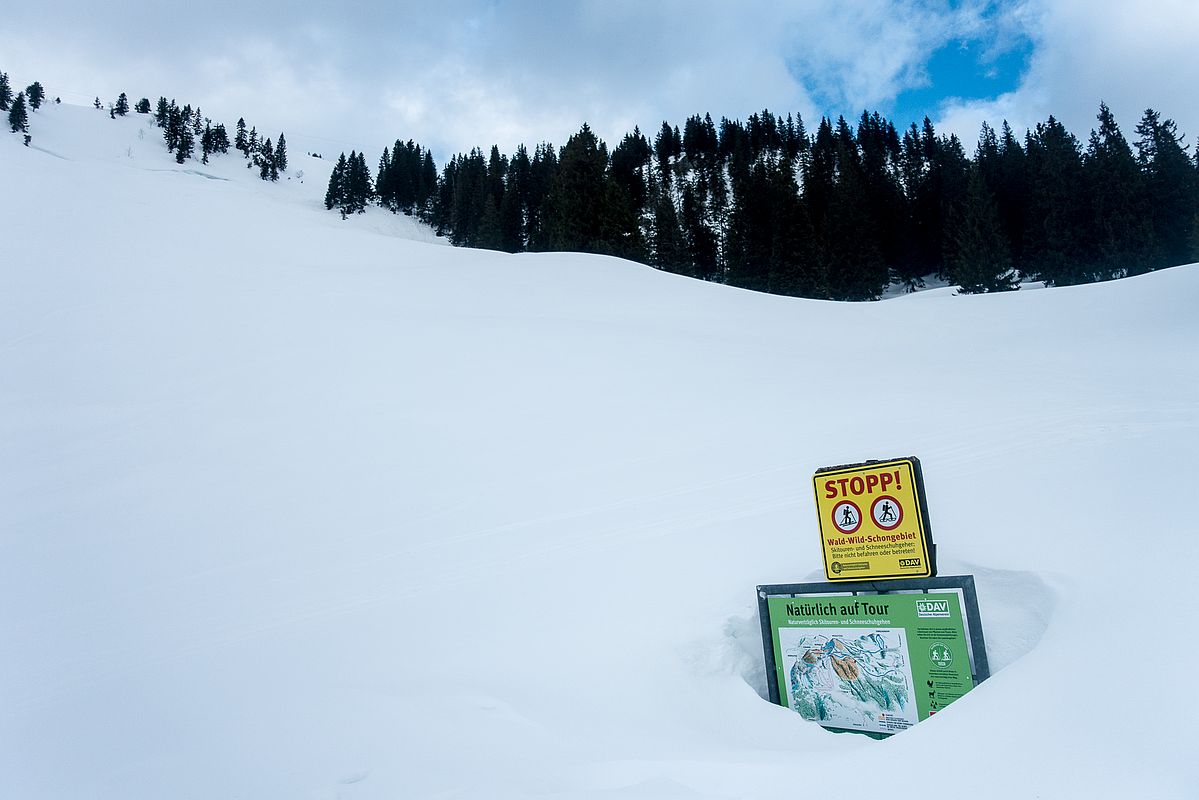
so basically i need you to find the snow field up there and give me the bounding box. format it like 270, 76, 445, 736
2, 103, 1197, 799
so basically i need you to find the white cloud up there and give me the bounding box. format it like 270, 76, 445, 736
4, 0, 1197, 161
935, 0, 1199, 147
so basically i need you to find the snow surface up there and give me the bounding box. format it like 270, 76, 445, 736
3, 104, 1198, 799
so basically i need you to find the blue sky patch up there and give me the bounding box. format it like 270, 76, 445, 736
889, 36, 1033, 129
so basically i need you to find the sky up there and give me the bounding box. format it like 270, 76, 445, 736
3, 0, 1198, 161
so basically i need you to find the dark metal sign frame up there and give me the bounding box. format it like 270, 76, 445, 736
757, 575, 989, 733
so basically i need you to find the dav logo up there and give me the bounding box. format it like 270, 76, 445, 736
916, 599, 951, 618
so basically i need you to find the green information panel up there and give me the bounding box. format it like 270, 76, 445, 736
757, 576, 988, 736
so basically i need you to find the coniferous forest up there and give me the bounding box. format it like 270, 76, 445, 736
326, 105, 1199, 298
4, 59, 1194, 299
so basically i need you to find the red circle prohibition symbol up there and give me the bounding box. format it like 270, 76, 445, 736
831, 500, 862, 534
871, 495, 903, 530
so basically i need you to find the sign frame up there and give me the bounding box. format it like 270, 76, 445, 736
813, 456, 937, 581
757, 575, 989, 735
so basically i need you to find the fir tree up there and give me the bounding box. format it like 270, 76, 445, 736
349, 151, 373, 212
653, 121, 682, 185
976, 121, 1027, 271
1082, 103, 1153, 279
1135, 109, 1199, 269
235, 118, 248, 155
544, 124, 644, 260
154, 97, 169, 127
175, 121, 194, 163
210, 123, 230, 154
946, 167, 1018, 293
651, 182, 691, 276
135, 97, 151, 114
680, 183, 719, 280
114, 92, 129, 116
0, 72, 12, 111
259, 138, 274, 179
376, 146, 394, 209
499, 143, 531, 251
163, 102, 183, 151
93, 96, 102, 110
8, 91, 28, 133
1024, 116, 1087, 285
610, 127, 652, 214
26, 82, 45, 110
274, 132, 287, 172
200, 122, 213, 164
325, 152, 347, 211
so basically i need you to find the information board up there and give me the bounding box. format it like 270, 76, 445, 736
757, 576, 988, 736
813, 456, 935, 581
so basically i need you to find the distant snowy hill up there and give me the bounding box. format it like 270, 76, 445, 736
3, 103, 1197, 799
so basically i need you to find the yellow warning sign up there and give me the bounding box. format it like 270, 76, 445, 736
812, 457, 935, 581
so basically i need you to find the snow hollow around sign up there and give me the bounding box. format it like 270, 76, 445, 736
2, 103, 1199, 799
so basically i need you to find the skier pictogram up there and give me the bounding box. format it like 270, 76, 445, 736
870, 495, 903, 530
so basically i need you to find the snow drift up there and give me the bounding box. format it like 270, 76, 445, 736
2, 104, 1197, 799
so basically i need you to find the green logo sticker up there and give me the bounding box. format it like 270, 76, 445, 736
929, 643, 953, 668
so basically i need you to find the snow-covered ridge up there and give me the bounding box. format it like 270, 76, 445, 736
2, 102, 1197, 799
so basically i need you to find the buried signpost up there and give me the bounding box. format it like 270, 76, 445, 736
757, 455, 989, 735
757, 576, 989, 736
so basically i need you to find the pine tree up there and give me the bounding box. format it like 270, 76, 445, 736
1024, 116, 1087, 285
114, 92, 129, 116
210, 123, 230, 154
326, 151, 374, 214
975, 121, 1027, 271
235, 118, 248, 155
8, 91, 28, 133
419, 150, 438, 220
376, 146, 394, 209
543, 124, 644, 260
200, 122, 213, 164
1135, 108, 1199, 270
135, 97, 151, 114
351, 151, 373, 212
654, 121, 681, 186
0, 72, 12, 111
325, 152, 347, 211
93, 96, 102, 110
274, 132, 287, 172
175, 121, 194, 164
680, 183, 719, 280
946, 167, 1018, 293
154, 97, 169, 127
26, 82, 44, 111
499, 143, 531, 251
163, 102, 183, 151
259, 138, 274, 180
1082, 103, 1153, 279
610, 127, 652, 215
651, 185, 692, 276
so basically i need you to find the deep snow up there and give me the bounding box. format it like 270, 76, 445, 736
2, 103, 1197, 799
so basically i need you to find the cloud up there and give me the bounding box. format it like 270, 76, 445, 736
935, 0, 1199, 147
4, 0, 1197, 162
783, 0, 994, 113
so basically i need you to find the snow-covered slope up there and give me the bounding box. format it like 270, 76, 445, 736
3, 104, 1197, 799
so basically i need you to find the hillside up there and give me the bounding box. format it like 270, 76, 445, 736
2, 103, 1197, 799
